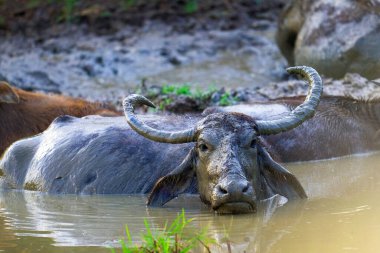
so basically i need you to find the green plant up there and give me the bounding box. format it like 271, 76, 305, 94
110, 209, 215, 253
161, 84, 217, 98
142, 84, 223, 111
63, 0, 76, 22
184, 0, 198, 14
217, 92, 240, 106
193, 86, 218, 100
159, 97, 173, 111
162, 85, 176, 95
162, 84, 191, 96
218, 92, 231, 106
175, 85, 191, 96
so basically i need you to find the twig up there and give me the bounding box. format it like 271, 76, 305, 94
197, 238, 211, 253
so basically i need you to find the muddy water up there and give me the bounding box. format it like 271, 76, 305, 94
1, 153, 380, 253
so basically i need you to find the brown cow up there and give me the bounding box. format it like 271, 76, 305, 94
0, 81, 120, 154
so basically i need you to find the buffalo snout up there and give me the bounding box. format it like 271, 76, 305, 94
212, 176, 256, 214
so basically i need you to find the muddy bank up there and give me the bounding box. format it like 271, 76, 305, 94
1, 0, 379, 111
0, 0, 288, 104
146, 72, 380, 113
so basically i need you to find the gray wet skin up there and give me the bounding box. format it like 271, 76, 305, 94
143, 112, 307, 214
0, 114, 306, 214
192, 115, 261, 213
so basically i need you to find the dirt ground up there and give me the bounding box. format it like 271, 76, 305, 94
1, 0, 379, 112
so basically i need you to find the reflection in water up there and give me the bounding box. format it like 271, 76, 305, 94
0, 215, 17, 250
1, 153, 380, 253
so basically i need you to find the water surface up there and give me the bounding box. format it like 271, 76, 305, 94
1, 153, 380, 253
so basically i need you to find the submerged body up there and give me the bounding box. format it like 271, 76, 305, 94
0, 115, 198, 194
1, 96, 378, 195
0, 112, 306, 213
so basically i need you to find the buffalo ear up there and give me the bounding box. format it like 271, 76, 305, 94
0, 82, 19, 104
258, 146, 307, 200
147, 148, 196, 206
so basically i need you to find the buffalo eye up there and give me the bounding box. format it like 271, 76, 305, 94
199, 143, 209, 152
250, 139, 257, 148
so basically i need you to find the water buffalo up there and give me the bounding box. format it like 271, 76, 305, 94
0, 66, 321, 214
205, 95, 380, 162
0, 81, 120, 154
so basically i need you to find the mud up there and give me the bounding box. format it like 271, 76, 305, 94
0, 0, 287, 104
1, 0, 379, 112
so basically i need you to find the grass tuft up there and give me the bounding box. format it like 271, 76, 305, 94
141, 83, 240, 112
111, 209, 216, 253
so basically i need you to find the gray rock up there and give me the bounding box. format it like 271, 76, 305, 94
277, 0, 380, 79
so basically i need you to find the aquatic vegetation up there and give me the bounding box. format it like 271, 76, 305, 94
110, 209, 216, 253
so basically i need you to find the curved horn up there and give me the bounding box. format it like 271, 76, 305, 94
256, 66, 323, 135
123, 94, 196, 143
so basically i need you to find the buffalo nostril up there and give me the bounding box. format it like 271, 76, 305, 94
242, 184, 249, 193
217, 185, 228, 195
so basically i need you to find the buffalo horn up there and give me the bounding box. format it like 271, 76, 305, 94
123, 94, 196, 143
256, 66, 323, 135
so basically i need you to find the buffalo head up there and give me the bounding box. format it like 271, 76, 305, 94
123, 66, 322, 214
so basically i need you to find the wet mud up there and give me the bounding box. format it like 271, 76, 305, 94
0, 0, 287, 104
2, 1, 379, 111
